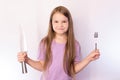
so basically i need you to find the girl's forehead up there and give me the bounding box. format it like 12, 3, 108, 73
53, 12, 64, 16
52, 12, 68, 20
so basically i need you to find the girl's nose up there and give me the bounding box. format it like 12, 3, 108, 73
58, 22, 63, 27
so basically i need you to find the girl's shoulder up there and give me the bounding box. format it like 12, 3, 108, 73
39, 36, 47, 44
75, 40, 81, 48
75, 40, 80, 45
38, 37, 47, 48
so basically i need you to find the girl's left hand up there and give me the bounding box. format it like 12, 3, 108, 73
86, 49, 100, 61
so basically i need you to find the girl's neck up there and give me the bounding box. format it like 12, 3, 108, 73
54, 34, 67, 44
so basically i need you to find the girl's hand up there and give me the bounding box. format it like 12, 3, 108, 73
86, 49, 100, 61
74, 49, 100, 73
17, 52, 28, 63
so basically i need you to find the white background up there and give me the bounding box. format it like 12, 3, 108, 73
0, 0, 120, 80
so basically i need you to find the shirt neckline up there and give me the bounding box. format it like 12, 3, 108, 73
53, 39, 66, 45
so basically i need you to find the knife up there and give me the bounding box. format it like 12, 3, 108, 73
19, 25, 28, 74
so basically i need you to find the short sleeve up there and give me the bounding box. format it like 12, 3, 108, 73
37, 41, 46, 61
74, 41, 81, 63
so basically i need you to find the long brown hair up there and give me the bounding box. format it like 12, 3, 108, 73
42, 6, 76, 77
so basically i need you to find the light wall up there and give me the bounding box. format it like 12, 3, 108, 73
0, 0, 120, 80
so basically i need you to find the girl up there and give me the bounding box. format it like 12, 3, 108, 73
17, 6, 100, 80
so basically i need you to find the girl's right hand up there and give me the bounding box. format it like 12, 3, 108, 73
17, 52, 28, 63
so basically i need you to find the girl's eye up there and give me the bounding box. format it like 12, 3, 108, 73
54, 21, 58, 23
62, 21, 67, 23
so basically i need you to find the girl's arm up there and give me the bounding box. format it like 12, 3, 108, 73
17, 52, 44, 71
26, 57, 44, 71
75, 50, 100, 73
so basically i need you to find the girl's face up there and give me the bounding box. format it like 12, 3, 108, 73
52, 12, 69, 36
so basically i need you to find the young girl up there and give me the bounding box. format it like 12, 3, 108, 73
17, 6, 100, 80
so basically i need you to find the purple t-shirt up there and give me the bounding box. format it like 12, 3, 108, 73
37, 40, 81, 80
